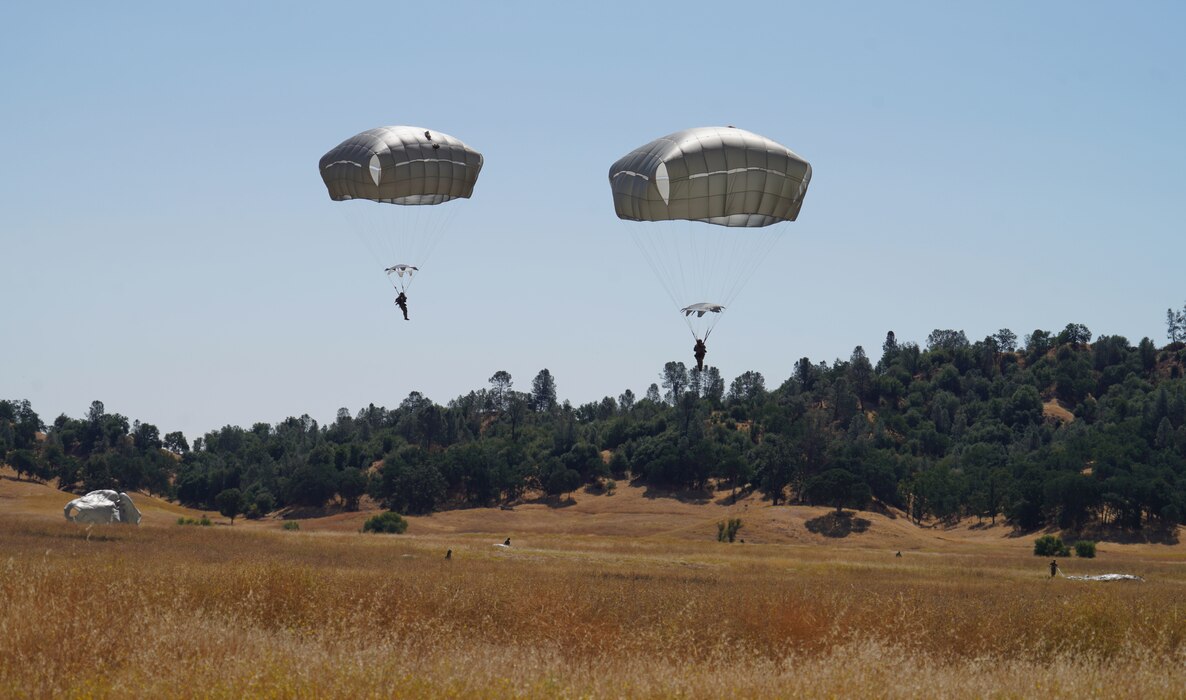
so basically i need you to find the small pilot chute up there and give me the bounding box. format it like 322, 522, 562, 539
384, 264, 419, 291
681, 303, 725, 319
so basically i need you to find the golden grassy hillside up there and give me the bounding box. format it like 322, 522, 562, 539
4, 469, 1186, 698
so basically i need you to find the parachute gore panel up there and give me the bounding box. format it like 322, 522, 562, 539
319, 126, 484, 205
609, 126, 811, 227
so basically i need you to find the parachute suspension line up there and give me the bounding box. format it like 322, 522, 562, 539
414, 201, 461, 271
337, 197, 465, 297
632, 227, 685, 312
340, 200, 391, 273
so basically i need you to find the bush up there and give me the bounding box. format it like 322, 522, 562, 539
717, 518, 743, 543
177, 516, 212, 527
362, 511, 408, 534
1073, 540, 1096, 558
1034, 534, 1070, 556
282, 521, 300, 531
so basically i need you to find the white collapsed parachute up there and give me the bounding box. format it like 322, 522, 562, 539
319, 126, 483, 294
609, 126, 811, 342
1064, 573, 1144, 582
64, 490, 142, 525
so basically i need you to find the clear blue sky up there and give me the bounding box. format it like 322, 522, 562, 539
2, 1, 1183, 440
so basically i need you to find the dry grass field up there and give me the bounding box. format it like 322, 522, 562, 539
4, 468, 1186, 698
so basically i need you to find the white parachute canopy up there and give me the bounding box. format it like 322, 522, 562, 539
385, 264, 419, 286
63, 490, 142, 525
320, 126, 484, 295
681, 302, 725, 318
1064, 573, 1144, 582
608, 126, 811, 341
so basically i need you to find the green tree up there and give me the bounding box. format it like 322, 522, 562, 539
752, 435, 795, 505
529, 369, 558, 413
545, 465, 582, 500
661, 362, 688, 405
216, 488, 246, 525
1168, 308, 1184, 343
283, 457, 338, 508
995, 328, 1018, 353
926, 329, 969, 352
805, 468, 871, 514
389, 461, 447, 514
337, 467, 368, 511
727, 371, 766, 404
8, 449, 41, 481
702, 367, 725, 405
1057, 323, 1093, 346
488, 371, 513, 411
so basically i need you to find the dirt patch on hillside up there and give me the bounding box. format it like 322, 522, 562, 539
1043, 400, 1075, 424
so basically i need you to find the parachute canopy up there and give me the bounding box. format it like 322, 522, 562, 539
609, 126, 811, 228
385, 264, 418, 278
64, 490, 142, 525
319, 126, 483, 205
608, 126, 811, 341
681, 303, 725, 318
319, 126, 483, 296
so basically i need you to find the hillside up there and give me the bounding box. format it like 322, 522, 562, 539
10, 329, 1186, 542
7, 466, 1181, 559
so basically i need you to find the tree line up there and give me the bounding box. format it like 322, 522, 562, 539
5, 317, 1186, 534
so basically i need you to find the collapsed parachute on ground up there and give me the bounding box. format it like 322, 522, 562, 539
319, 126, 483, 293
608, 126, 811, 341
1064, 574, 1144, 582
64, 490, 142, 525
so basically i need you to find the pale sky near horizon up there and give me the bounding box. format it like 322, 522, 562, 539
2, 1, 1184, 440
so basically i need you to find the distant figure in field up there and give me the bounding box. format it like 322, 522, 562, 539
693, 339, 707, 372
494, 537, 511, 548
395, 292, 409, 320
1049, 560, 1060, 578
445, 549, 452, 560
895, 551, 902, 558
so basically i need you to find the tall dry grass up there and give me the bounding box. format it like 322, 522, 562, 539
2, 516, 1185, 698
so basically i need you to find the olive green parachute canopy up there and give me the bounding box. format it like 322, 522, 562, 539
319, 126, 483, 205
608, 126, 811, 227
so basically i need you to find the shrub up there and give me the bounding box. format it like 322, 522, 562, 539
282, 521, 300, 531
605, 479, 616, 496
177, 516, 213, 527
1034, 535, 1070, 556
717, 518, 743, 543
363, 511, 408, 534
1073, 540, 1096, 558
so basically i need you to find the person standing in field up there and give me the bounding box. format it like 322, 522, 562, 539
1049, 560, 1060, 578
